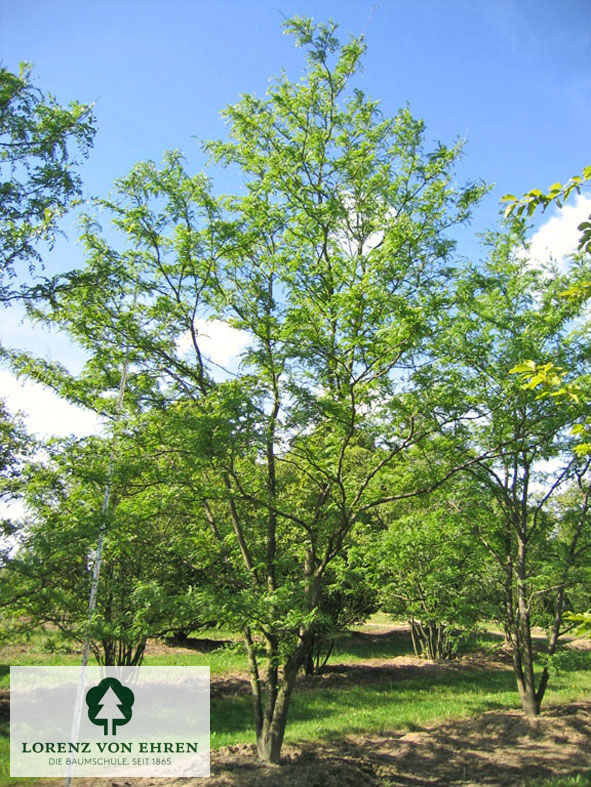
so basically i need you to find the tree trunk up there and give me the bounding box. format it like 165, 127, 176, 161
514, 537, 540, 717
512, 644, 540, 717
409, 617, 419, 658
256, 667, 297, 763
252, 627, 314, 764
256, 642, 310, 763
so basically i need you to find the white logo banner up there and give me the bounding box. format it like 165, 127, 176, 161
10, 666, 210, 777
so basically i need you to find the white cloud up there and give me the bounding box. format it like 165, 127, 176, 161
0, 370, 101, 439
177, 319, 250, 367
527, 193, 591, 269
1, 320, 250, 442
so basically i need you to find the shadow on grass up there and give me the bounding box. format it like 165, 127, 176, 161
332, 628, 414, 660
207, 703, 591, 786
209, 625, 588, 743
293, 703, 591, 787
163, 635, 233, 652
211, 658, 518, 741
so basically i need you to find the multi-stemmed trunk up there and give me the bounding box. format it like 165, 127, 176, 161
477, 452, 590, 721
244, 626, 313, 764
409, 617, 454, 660
508, 521, 581, 718
93, 636, 147, 667
511, 537, 541, 716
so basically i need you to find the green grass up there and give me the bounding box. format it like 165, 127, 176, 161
209, 655, 591, 748
1, 624, 590, 785
330, 630, 412, 661
0, 626, 249, 674
144, 642, 248, 673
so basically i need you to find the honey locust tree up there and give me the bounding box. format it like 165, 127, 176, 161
10, 18, 486, 763
504, 168, 591, 633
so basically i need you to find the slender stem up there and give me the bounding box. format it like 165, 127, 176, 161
65, 289, 136, 787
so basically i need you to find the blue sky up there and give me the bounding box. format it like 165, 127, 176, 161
2, 0, 589, 226
1, 0, 590, 439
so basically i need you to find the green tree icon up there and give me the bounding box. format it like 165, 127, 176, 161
86, 677, 134, 735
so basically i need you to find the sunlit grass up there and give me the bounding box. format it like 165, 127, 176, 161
210, 659, 591, 749
532, 776, 591, 787
144, 643, 249, 674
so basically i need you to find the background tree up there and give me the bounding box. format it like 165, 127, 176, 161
0, 429, 204, 664
0, 62, 96, 300
374, 477, 495, 660
437, 223, 591, 716
302, 555, 377, 675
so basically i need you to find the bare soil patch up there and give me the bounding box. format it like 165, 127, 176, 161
202, 701, 591, 786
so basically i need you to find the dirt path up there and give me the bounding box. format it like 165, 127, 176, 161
194, 701, 591, 786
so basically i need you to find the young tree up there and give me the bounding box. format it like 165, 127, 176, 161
1, 431, 203, 665
8, 19, 486, 762
375, 482, 495, 660
439, 224, 591, 716
0, 63, 96, 300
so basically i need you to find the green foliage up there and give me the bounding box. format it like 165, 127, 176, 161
303, 556, 378, 674
501, 165, 591, 254
376, 494, 493, 659
564, 610, 591, 636
506, 167, 591, 455
0, 398, 30, 503
0, 430, 206, 664
0, 63, 96, 298
428, 223, 591, 713
1, 17, 489, 761
16, 14, 591, 762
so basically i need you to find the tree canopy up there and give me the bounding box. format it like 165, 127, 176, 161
0, 62, 96, 300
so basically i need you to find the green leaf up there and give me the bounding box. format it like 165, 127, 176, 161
509, 361, 537, 374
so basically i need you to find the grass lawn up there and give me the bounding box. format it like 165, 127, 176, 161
1, 621, 590, 785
